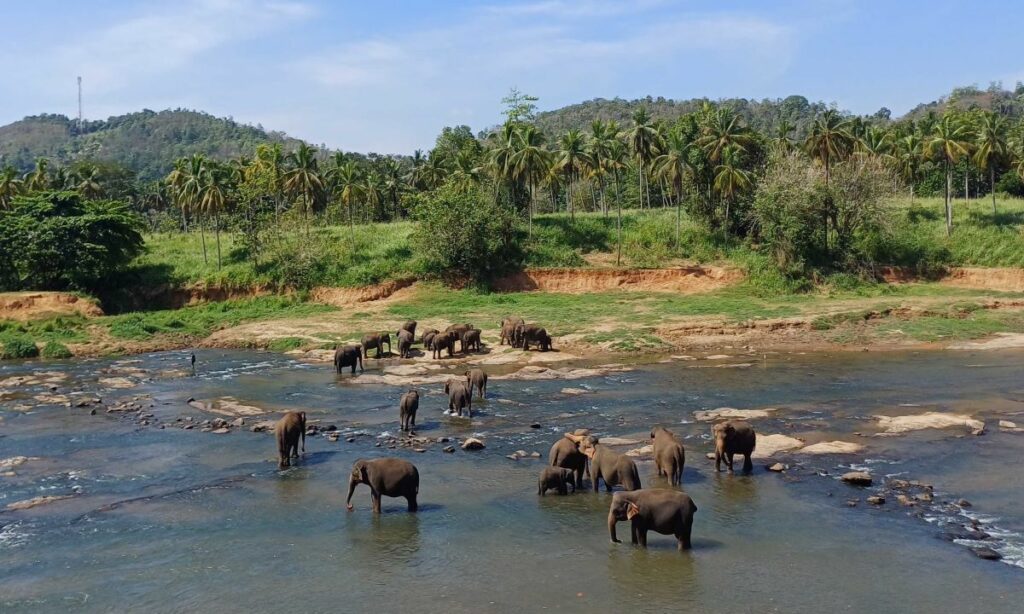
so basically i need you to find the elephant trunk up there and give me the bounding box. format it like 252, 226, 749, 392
608, 511, 620, 543
346, 475, 359, 508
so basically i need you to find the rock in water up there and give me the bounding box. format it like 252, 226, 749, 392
867, 495, 885, 505
971, 547, 1002, 561
767, 463, 786, 472
841, 471, 873, 486
461, 438, 485, 451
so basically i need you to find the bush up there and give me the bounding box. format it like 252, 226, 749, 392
0, 335, 40, 359
411, 184, 522, 283
0, 191, 145, 292
40, 341, 73, 359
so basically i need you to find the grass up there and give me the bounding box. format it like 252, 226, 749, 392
876, 309, 1024, 342
0, 335, 40, 359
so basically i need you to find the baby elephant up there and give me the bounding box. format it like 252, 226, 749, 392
608, 489, 698, 551
538, 467, 577, 496
275, 411, 306, 468
399, 390, 419, 431
444, 379, 472, 418
346, 458, 419, 513
651, 426, 685, 486
713, 420, 757, 473
465, 368, 488, 399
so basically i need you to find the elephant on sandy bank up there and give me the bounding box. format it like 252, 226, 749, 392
362, 333, 391, 359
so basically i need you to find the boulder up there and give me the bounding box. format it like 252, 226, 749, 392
766, 462, 786, 472
251, 420, 277, 433
797, 441, 864, 455
461, 438, 485, 451
867, 495, 885, 505
694, 407, 777, 421
874, 412, 985, 436
211, 427, 230, 434
971, 547, 1002, 561
840, 471, 873, 486
443, 446, 455, 454
750, 434, 804, 459
6, 495, 74, 510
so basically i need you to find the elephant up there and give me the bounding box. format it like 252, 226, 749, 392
500, 316, 525, 347
430, 331, 456, 359
651, 426, 685, 486
538, 467, 576, 496
346, 458, 419, 513
421, 329, 440, 348
361, 332, 391, 359
445, 324, 474, 352
444, 379, 472, 418
396, 329, 414, 359
399, 390, 419, 431
608, 489, 697, 551
401, 320, 417, 339
581, 436, 642, 492
462, 328, 482, 353
550, 431, 590, 491
713, 420, 757, 473
275, 411, 306, 468
465, 368, 488, 399
520, 325, 553, 351
333, 345, 364, 375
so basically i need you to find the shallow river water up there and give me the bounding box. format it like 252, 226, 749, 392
2, 349, 1023, 612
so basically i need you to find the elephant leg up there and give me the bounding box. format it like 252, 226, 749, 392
371, 490, 381, 514
726, 452, 735, 472
678, 518, 693, 550
406, 493, 417, 512
590, 469, 599, 493
630, 520, 639, 544
575, 468, 585, 491
742, 453, 753, 474
638, 528, 648, 548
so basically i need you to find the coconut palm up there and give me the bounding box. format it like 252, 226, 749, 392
926, 115, 972, 235
331, 161, 363, 241
854, 127, 894, 163
654, 127, 697, 246
626, 108, 659, 209
25, 158, 50, 192
418, 155, 449, 191
603, 138, 629, 265
699, 107, 753, 163
771, 119, 795, 154
167, 154, 209, 262
713, 146, 753, 232
804, 109, 854, 185
973, 111, 1009, 213
510, 124, 550, 238
73, 165, 103, 198
555, 129, 590, 220
283, 143, 323, 235
198, 163, 231, 270
587, 120, 616, 216
363, 172, 384, 223
894, 134, 923, 202
447, 150, 483, 194
0, 165, 23, 209
487, 121, 519, 204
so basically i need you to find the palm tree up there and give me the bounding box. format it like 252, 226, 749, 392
699, 107, 753, 163
168, 154, 209, 262
418, 155, 449, 191
363, 172, 383, 223
331, 161, 363, 241
510, 124, 550, 238
448, 150, 483, 194
926, 115, 972, 235
771, 119, 795, 154
283, 143, 323, 235
199, 164, 230, 270
973, 111, 1009, 213
654, 127, 696, 246
555, 129, 590, 220
804, 109, 854, 185
713, 146, 753, 233
487, 121, 519, 204
627, 108, 659, 209
25, 158, 50, 192
73, 165, 103, 198
0, 165, 23, 209
894, 134, 923, 202
604, 138, 628, 265
256, 143, 285, 223
587, 120, 615, 216
854, 126, 893, 163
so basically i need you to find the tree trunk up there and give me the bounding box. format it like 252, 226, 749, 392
614, 170, 622, 266
199, 215, 208, 265
637, 160, 644, 211
675, 190, 681, 248
945, 161, 953, 236
964, 163, 969, 203
348, 199, 355, 243
214, 210, 222, 271
528, 182, 534, 239
992, 167, 997, 215
569, 171, 575, 222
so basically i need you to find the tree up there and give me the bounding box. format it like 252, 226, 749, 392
654, 127, 696, 245
713, 146, 753, 232
627, 107, 659, 209
283, 143, 323, 235
699, 107, 753, 163
555, 129, 589, 221
330, 161, 363, 241
167, 154, 209, 262
73, 165, 103, 199
926, 115, 972, 235
804, 109, 854, 185
973, 111, 1009, 213
510, 124, 550, 238
198, 163, 231, 269
587, 120, 616, 216
0, 165, 22, 209
771, 119, 795, 154
604, 137, 628, 265
25, 158, 50, 192
893, 134, 923, 201
501, 87, 539, 124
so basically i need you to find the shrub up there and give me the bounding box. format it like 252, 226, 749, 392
0, 335, 40, 359
41, 341, 73, 359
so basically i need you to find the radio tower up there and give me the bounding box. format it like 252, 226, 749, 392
77, 76, 83, 134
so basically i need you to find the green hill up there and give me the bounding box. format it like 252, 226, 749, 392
0, 109, 304, 181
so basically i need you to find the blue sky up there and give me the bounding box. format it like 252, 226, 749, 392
4, 0, 1023, 153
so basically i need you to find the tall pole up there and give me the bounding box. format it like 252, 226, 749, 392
77, 76, 82, 133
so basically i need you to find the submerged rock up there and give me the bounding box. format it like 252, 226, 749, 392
766, 462, 786, 472
971, 547, 1002, 561
874, 412, 985, 436
461, 438, 485, 451
797, 441, 864, 455
694, 407, 777, 421
867, 495, 885, 505
841, 471, 873, 486
6, 495, 74, 510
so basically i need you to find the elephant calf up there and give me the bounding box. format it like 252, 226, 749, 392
421, 329, 440, 348
608, 489, 697, 551
333, 345, 363, 375
538, 467, 576, 496
582, 436, 641, 492
399, 390, 419, 431
362, 332, 391, 359
651, 426, 685, 486
465, 368, 488, 399
550, 431, 590, 491
275, 411, 306, 468
396, 329, 414, 359
444, 379, 472, 418
713, 420, 757, 473
346, 458, 419, 513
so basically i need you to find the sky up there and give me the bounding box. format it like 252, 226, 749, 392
3, 0, 1024, 154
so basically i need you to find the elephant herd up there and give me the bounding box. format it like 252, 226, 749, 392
272, 361, 760, 552
332, 318, 553, 374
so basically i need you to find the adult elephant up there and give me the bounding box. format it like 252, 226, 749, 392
520, 325, 553, 351
346, 458, 419, 513
462, 329, 482, 353
651, 426, 685, 486
581, 436, 641, 492
399, 390, 419, 431
500, 316, 524, 347
361, 332, 391, 359
445, 324, 474, 352
465, 368, 487, 399
550, 431, 590, 491
334, 345, 364, 375
430, 331, 456, 359
608, 489, 697, 551
444, 379, 472, 418
274, 411, 306, 468
396, 329, 414, 358
713, 420, 756, 473
421, 329, 440, 348
401, 320, 417, 339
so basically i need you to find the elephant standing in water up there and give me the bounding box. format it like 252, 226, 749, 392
538, 467, 576, 496
444, 379, 472, 418
334, 345, 363, 375
275, 411, 306, 468
346, 458, 419, 513
361, 332, 391, 358
651, 426, 685, 486
713, 420, 756, 473
608, 489, 697, 551
550, 431, 590, 491
465, 368, 488, 399
399, 390, 419, 431
581, 436, 641, 492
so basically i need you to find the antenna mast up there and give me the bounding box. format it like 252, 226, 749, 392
77, 76, 82, 133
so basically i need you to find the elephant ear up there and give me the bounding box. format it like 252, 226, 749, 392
564, 433, 586, 444
626, 502, 640, 520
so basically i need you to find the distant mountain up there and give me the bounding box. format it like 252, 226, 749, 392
0, 109, 306, 181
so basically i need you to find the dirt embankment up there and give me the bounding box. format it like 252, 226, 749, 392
492, 266, 744, 294
879, 266, 1024, 291
309, 278, 417, 306
0, 292, 104, 321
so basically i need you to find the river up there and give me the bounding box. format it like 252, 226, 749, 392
2, 349, 1023, 612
